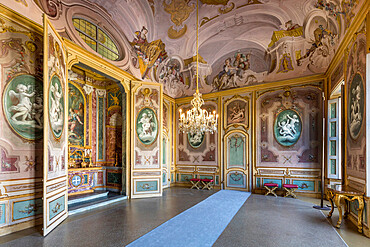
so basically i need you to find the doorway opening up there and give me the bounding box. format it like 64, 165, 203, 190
67, 64, 127, 214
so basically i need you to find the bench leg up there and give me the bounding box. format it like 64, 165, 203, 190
190, 181, 201, 190
284, 187, 297, 198
202, 181, 213, 190
264, 186, 278, 197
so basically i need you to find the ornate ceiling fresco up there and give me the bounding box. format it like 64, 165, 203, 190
35, 0, 363, 98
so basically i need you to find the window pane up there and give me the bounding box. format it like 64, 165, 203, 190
330, 159, 336, 174
330, 103, 336, 118
330, 122, 336, 137
73, 18, 119, 61
78, 32, 96, 51
73, 18, 96, 39
98, 45, 119, 61
98, 29, 119, 54
330, 140, 336, 156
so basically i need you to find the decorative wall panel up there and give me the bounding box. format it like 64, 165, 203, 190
131, 83, 162, 198
345, 30, 366, 190
176, 100, 218, 166
42, 16, 68, 236
0, 8, 43, 233
256, 86, 322, 193
12, 198, 42, 221
256, 86, 322, 168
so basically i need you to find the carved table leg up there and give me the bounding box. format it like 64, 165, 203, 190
344, 199, 349, 219
327, 191, 334, 218
357, 197, 364, 233
334, 194, 343, 228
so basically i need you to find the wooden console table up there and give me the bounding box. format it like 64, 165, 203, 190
326, 185, 365, 233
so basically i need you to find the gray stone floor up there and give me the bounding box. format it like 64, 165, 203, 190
0, 188, 359, 247
214, 194, 347, 247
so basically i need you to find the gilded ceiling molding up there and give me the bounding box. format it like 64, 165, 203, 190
0, 17, 39, 41
14, 0, 28, 7
164, 0, 195, 39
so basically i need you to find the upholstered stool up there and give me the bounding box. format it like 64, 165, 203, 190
201, 179, 214, 190
190, 178, 202, 190
283, 184, 299, 198
264, 183, 279, 197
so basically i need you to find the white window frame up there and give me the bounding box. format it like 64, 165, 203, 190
327, 97, 341, 179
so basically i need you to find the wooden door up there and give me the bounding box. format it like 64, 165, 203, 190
42, 15, 68, 236
223, 131, 249, 191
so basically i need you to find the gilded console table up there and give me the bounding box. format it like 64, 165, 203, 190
326, 185, 365, 233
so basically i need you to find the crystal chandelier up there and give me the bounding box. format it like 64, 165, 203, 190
178, 0, 218, 135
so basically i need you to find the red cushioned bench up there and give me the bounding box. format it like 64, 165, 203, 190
283, 184, 299, 198
264, 183, 279, 197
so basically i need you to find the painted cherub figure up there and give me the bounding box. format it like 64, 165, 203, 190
32, 96, 43, 127
9, 84, 35, 122
50, 83, 62, 123
139, 112, 154, 137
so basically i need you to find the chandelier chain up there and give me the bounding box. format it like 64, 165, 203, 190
178, 0, 218, 135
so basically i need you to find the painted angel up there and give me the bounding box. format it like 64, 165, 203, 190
8, 84, 35, 122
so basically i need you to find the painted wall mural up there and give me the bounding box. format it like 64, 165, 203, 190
345, 26, 366, 187
176, 101, 218, 166
187, 132, 204, 149
133, 86, 161, 169
132, 84, 162, 197
224, 95, 249, 130
256, 86, 322, 168
136, 107, 158, 146
68, 82, 85, 146
49, 75, 64, 139
348, 73, 364, 140
3, 74, 43, 140
0, 11, 44, 232
274, 109, 302, 147
130, 26, 167, 79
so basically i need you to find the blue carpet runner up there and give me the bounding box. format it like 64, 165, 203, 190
127, 190, 251, 247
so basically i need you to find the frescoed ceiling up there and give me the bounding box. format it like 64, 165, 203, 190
36, 0, 363, 98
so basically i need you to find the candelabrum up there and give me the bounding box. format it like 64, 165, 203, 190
178, 91, 218, 135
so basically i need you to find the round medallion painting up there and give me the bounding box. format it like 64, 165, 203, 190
48, 75, 64, 139
136, 107, 158, 145
348, 73, 364, 140
187, 132, 205, 148
274, 109, 302, 147
3, 74, 43, 140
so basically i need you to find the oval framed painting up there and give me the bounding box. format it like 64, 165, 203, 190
136, 107, 158, 145
274, 109, 302, 147
348, 73, 364, 140
187, 132, 205, 149
48, 75, 65, 139
3, 74, 43, 140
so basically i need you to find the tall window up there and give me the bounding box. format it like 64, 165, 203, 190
73, 18, 119, 61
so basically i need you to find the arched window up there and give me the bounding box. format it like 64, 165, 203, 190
73, 18, 120, 61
